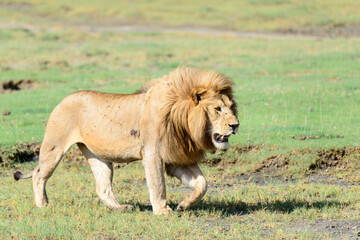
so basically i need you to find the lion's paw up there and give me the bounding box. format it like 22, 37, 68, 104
154, 205, 173, 215
112, 204, 133, 212
176, 202, 190, 211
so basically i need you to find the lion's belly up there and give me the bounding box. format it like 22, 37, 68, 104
86, 137, 142, 163
75, 91, 144, 163
80, 122, 143, 163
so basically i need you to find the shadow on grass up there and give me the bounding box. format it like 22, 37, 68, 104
132, 198, 347, 216
192, 198, 348, 216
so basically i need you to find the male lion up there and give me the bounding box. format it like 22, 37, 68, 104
14, 67, 239, 215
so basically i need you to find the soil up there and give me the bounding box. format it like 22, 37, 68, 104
0, 142, 85, 167
233, 172, 295, 186
256, 154, 290, 172
202, 143, 263, 167
233, 143, 263, 154
231, 172, 360, 187
0, 142, 40, 166
0, 80, 39, 94
254, 147, 360, 173
288, 220, 360, 239
309, 147, 360, 170
202, 145, 360, 175
278, 25, 360, 38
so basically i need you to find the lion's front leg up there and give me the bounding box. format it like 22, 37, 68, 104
166, 163, 207, 211
144, 151, 173, 215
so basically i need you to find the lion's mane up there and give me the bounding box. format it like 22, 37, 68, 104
142, 67, 236, 166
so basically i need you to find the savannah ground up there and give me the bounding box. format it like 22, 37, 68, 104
1, 0, 360, 239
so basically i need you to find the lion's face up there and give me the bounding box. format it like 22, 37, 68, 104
189, 89, 239, 151
205, 94, 239, 150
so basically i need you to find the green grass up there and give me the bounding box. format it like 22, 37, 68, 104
1, 1, 360, 239
1, 160, 360, 239
1, 0, 360, 31
1, 28, 359, 148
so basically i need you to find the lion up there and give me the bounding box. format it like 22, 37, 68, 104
14, 67, 239, 215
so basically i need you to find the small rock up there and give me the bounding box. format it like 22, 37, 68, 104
308, 135, 314, 139
336, 134, 344, 138
357, 232, 360, 237
298, 135, 306, 140
247, 138, 252, 141
290, 135, 295, 139
2, 110, 11, 116
307, 107, 313, 112
315, 135, 320, 139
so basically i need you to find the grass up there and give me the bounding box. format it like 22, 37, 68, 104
1, 0, 360, 31
1, 160, 360, 239
1, 1, 360, 239
1, 28, 360, 148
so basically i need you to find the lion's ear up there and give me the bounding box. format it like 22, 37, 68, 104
192, 88, 207, 105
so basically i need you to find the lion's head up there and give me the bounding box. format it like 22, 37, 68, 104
189, 90, 239, 151
145, 67, 239, 165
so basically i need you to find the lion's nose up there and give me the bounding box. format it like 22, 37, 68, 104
229, 123, 239, 132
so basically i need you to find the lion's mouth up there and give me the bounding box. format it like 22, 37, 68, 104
213, 133, 231, 143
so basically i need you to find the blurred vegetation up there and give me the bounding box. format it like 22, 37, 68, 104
0, 0, 360, 31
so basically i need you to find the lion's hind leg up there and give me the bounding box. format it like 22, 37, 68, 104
165, 163, 207, 211
77, 144, 133, 212
33, 142, 72, 207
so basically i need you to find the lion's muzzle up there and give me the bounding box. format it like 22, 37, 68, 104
213, 133, 230, 143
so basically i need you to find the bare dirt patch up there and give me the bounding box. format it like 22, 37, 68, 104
309, 147, 360, 170
305, 173, 360, 186
256, 154, 290, 172
278, 25, 360, 38
202, 144, 263, 167
233, 143, 263, 154
0, 142, 86, 167
0, 80, 39, 94
0, 143, 40, 166
288, 219, 360, 239
253, 147, 360, 173
233, 172, 294, 186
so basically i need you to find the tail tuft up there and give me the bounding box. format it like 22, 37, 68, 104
14, 171, 23, 181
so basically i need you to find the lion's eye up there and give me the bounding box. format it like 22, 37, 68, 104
215, 107, 221, 112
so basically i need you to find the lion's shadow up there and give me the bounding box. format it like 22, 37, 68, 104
191, 198, 346, 215
133, 199, 346, 216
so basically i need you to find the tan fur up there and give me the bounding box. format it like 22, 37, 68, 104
15, 67, 239, 215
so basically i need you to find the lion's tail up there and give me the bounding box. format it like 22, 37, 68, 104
14, 166, 38, 181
